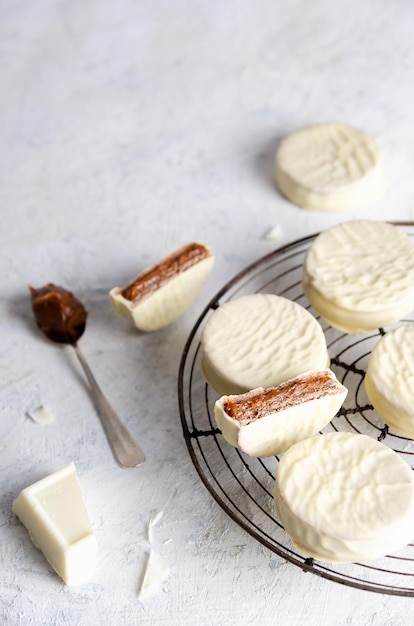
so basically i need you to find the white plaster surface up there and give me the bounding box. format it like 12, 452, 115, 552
2, 0, 414, 624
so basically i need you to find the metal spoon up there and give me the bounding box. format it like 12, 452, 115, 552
71, 343, 145, 467
29, 284, 145, 468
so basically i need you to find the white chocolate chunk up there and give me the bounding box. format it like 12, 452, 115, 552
303, 220, 414, 333
365, 325, 414, 438
275, 122, 384, 211
274, 432, 414, 563
13, 463, 97, 585
214, 369, 347, 457
110, 243, 214, 332
201, 293, 329, 395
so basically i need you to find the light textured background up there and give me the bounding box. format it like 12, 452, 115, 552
2, 0, 414, 624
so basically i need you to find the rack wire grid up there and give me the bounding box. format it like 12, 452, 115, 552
178, 221, 414, 596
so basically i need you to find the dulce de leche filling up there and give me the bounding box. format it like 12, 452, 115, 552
120, 242, 212, 304
29, 283, 87, 345
223, 371, 342, 426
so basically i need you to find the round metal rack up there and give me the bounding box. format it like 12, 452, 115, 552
178, 222, 414, 596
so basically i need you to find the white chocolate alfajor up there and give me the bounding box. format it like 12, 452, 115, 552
110, 242, 214, 332
365, 325, 414, 439
200, 293, 330, 396
302, 220, 414, 333
274, 432, 414, 563
214, 369, 347, 457
275, 122, 384, 211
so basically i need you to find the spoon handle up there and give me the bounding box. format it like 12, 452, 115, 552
73, 344, 145, 468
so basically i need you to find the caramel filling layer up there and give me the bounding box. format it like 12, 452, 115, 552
223, 372, 341, 426
121, 242, 211, 304
29, 283, 87, 345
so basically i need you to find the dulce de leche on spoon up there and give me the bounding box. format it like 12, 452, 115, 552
29, 284, 87, 344
29, 283, 145, 468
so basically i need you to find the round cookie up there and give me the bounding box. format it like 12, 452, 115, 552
274, 432, 414, 563
275, 122, 384, 211
365, 325, 414, 438
302, 220, 414, 333
200, 293, 329, 396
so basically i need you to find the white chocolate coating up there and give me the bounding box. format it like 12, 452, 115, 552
274, 432, 414, 563
365, 325, 414, 438
214, 370, 347, 457
200, 293, 329, 395
110, 254, 214, 332
303, 220, 414, 333
275, 122, 384, 211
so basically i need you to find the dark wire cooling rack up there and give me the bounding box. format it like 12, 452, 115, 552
178, 222, 414, 596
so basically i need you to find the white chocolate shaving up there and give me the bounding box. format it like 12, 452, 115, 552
147, 510, 164, 544
27, 405, 55, 425
263, 225, 283, 242
139, 551, 170, 600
